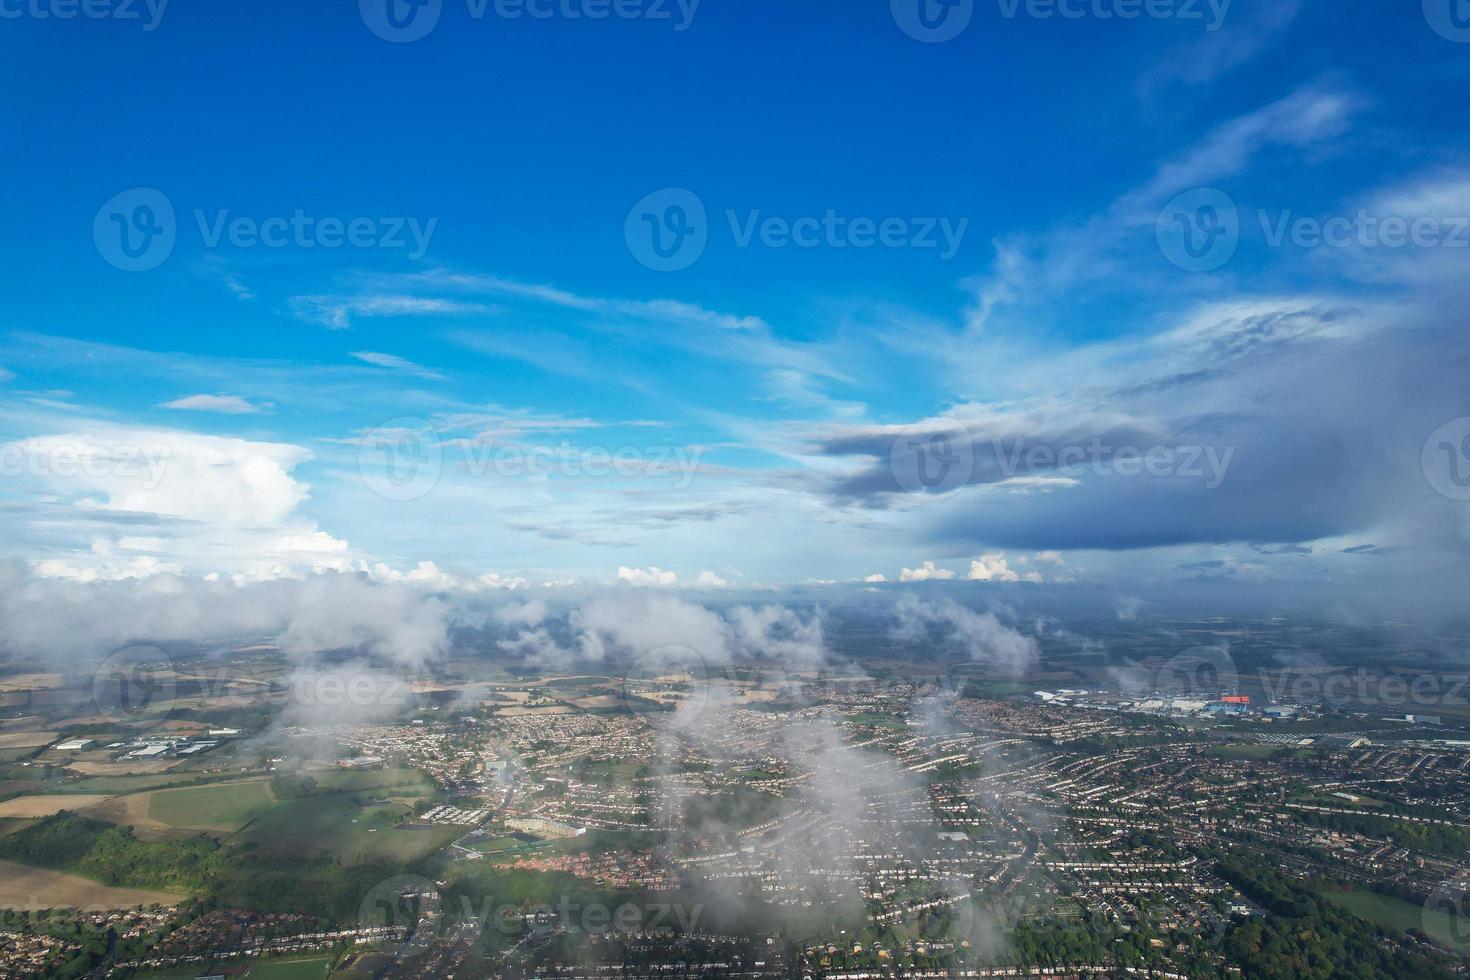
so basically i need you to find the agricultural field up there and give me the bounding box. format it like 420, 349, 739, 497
0, 731, 56, 749
247, 955, 334, 980
309, 766, 435, 795
1320, 888, 1463, 950
243, 795, 459, 864
145, 780, 278, 832
0, 858, 182, 910
0, 794, 113, 818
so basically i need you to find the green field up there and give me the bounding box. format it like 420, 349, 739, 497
247, 955, 333, 980
52, 773, 212, 795
1208, 743, 1289, 760
243, 795, 458, 863
1321, 889, 1470, 952
148, 780, 278, 830
308, 767, 435, 796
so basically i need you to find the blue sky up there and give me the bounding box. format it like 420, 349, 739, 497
1, 0, 1468, 617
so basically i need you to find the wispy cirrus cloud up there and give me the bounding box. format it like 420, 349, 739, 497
348, 350, 447, 381
288, 293, 493, 329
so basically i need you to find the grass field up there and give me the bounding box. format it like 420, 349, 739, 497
0, 858, 183, 910
51, 773, 204, 795
247, 956, 333, 979
243, 795, 458, 864
309, 767, 435, 795
1207, 743, 1295, 760
147, 780, 277, 831
1321, 888, 1470, 952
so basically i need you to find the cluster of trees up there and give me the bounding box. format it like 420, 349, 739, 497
1292, 809, 1470, 860
1215, 856, 1458, 979
0, 813, 420, 922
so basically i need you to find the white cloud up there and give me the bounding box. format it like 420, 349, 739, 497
349, 350, 447, 381
900, 561, 955, 582
289, 294, 491, 329
158, 393, 265, 415
9, 428, 312, 528
617, 565, 679, 587
967, 553, 1023, 583
892, 594, 1038, 675
863, 573, 887, 583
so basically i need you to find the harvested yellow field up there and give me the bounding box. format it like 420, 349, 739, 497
0, 732, 57, 749
0, 796, 114, 818
0, 860, 182, 910
0, 674, 63, 692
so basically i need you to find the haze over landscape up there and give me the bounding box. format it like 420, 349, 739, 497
2, 3, 1470, 979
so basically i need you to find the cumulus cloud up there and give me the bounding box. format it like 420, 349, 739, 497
900, 561, 955, 582
7, 427, 311, 528
617, 565, 680, 587
0, 562, 452, 667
